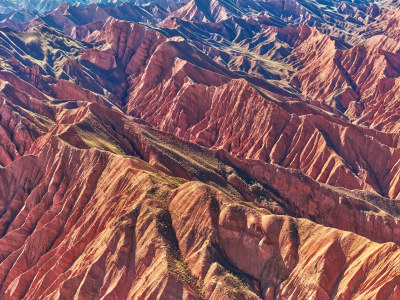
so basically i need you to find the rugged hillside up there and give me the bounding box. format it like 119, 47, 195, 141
1, 93, 400, 299
0, 0, 400, 299
0, 0, 131, 13
67, 19, 400, 200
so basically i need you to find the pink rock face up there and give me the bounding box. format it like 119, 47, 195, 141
0, 0, 400, 298
83, 21, 400, 200
0, 102, 399, 299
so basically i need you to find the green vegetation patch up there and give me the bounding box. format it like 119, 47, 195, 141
155, 208, 205, 299
211, 263, 259, 298
75, 116, 126, 156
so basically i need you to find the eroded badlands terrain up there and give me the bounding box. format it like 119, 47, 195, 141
0, 0, 400, 299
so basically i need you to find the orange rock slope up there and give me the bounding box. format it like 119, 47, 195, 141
0, 0, 400, 299
1, 99, 400, 299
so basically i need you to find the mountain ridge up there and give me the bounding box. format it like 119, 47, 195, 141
0, 0, 400, 298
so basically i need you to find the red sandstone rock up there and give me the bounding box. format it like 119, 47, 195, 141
0, 102, 400, 299
0, 2, 399, 298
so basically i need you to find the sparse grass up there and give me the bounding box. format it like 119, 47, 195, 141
212, 263, 259, 298
224, 272, 252, 296
21, 109, 55, 130
140, 128, 244, 201
167, 251, 205, 299
4, 100, 55, 132
154, 208, 205, 299
76, 125, 125, 155
0, 25, 86, 80
230, 203, 248, 213
145, 171, 186, 189
226, 43, 292, 78
140, 126, 289, 213
252, 186, 281, 208
32, 113, 55, 129
145, 187, 170, 208
142, 129, 224, 178
75, 116, 126, 156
